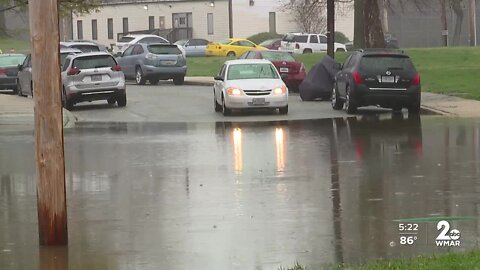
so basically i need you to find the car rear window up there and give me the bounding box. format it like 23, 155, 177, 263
359, 55, 415, 74
260, 39, 275, 46
261, 51, 295, 62
72, 55, 116, 70
0, 55, 26, 68
227, 64, 279, 80
71, 45, 100, 52
147, 45, 181, 55
218, 39, 232, 45
118, 36, 135, 42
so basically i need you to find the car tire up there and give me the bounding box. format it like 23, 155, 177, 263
149, 78, 159, 85
345, 86, 357, 114
408, 97, 421, 114
226, 51, 236, 57
173, 76, 185, 85
222, 95, 231, 116
214, 92, 222, 112
107, 97, 116, 105
279, 105, 288, 115
303, 49, 312, 54
117, 94, 127, 107
331, 86, 344, 110
62, 88, 74, 110
17, 80, 26, 97
135, 67, 146, 85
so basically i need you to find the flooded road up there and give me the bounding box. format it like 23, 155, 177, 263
1, 114, 479, 269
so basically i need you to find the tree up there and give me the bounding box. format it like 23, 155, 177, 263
0, 0, 100, 15
283, 0, 328, 33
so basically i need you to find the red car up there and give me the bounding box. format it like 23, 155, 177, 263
238, 50, 306, 91
259, 39, 281, 50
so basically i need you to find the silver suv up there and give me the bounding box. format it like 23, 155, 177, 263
61, 52, 126, 110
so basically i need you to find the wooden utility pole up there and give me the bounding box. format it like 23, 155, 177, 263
29, 0, 68, 245
327, 0, 335, 58
441, 0, 448, 46
469, 0, 477, 46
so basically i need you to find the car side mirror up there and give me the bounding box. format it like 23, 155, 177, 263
214, 76, 223, 81
18, 64, 23, 71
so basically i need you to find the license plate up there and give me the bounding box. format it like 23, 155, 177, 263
381, 76, 395, 83
252, 98, 265, 105
280, 67, 289, 73
91, 75, 102, 81
161, 60, 177, 66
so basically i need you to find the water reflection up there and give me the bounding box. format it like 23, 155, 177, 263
1, 116, 480, 269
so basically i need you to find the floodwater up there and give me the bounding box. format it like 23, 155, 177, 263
1, 114, 479, 270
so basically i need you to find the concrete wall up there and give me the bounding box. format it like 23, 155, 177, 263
386, 0, 480, 48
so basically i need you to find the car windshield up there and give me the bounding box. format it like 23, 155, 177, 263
118, 36, 135, 42
359, 55, 415, 75
148, 45, 181, 55
0, 55, 26, 68
71, 45, 100, 52
227, 63, 279, 80
72, 55, 116, 69
175, 40, 188, 46
218, 39, 232, 45
261, 51, 295, 62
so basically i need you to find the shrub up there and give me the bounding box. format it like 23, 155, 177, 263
335, 31, 350, 44
247, 32, 284, 45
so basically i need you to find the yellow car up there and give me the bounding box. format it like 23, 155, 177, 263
206, 38, 267, 57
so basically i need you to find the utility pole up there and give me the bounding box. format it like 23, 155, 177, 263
29, 0, 68, 245
228, 0, 233, 38
469, 0, 477, 46
441, 0, 448, 46
354, 0, 365, 48
327, 0, 335, 58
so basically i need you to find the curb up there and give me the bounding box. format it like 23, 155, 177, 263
184, 80, 214, 87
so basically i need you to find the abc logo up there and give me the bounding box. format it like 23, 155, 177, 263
449, 229, 461, 240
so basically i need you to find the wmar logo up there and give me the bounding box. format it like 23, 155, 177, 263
436, 220, 461, 247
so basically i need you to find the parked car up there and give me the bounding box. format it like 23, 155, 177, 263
61, 52, 126, 110
259, 39, 281, 50
117, 43, 187, 85
332, 49, 421, 114
206, 38, 267, 57
17, 49, 83, 97
238, 50, 306, 91
0, 53, 26, 94
68, 40, 108, 51
213, 59, 288, 115
60, 48, 82, 67
174, 39, 210, 56
280, 33, 346, 54
60, 41, 103, 52
113, 34, 170, 54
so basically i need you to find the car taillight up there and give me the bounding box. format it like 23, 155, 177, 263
0, 69, 7, 75
67, 67, 80, 76
353, 70, 363, 84
411, 73, 421, 85
111, 64, 122, 71
295, 43, 300, 49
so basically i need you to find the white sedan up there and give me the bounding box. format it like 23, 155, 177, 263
213, 59, 289, 116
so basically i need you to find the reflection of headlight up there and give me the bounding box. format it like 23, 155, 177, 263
273, 86, 286, 95
227, 87, 243, 96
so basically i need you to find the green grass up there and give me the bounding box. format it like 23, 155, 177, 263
187, 47, 480, 101
281, 250, 480, 270
0, 37, 30, 54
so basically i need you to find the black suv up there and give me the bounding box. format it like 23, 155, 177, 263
332, 49, 421, 114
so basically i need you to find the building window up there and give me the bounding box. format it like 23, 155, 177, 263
107, 18, 113, 39
123, 17, 129, 33
149, 16, 155, 30
91, 19, 97, 40
77, 20, 83, 39
207, 13, 214, 35
159, 16, 165, 29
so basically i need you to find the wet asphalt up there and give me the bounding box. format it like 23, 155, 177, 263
1, 111, 480, 269
1, 82, 480, 269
